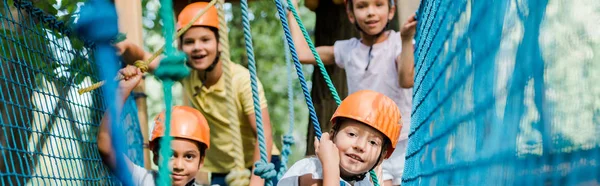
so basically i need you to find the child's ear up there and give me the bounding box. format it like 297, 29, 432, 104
217, 42, 222, 53
329, 129, 337, 140
375, 148, 388, 166
388, 5, 396, 21
198, 156, 205, 168
346, 7, 356, 24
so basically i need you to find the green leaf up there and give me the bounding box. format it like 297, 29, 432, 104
69, 52, 94, 85
73, 70, 89, 85
71, 37, 86, 51
34, 0, 58, 16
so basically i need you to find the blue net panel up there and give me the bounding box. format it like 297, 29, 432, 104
0, 1, 144, 185
405, 0, 600, 185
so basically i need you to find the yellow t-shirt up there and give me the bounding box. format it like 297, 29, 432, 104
181, 63, 280, 173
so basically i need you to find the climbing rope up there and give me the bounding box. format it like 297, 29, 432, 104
77, 0, 218, 95
152, 0, 191, 184
280, 1, 381, 185
216, 0, 252, 185
277, 36, 296, 180
239, 0, 277, 184
284, 0, 341, 105
75, 0, 134, 185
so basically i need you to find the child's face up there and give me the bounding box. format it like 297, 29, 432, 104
348, 0, 395, 36
153, 138, 204, 186
333, 120, 385, 176
181, 26, 219, 71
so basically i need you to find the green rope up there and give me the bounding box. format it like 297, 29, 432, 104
154, 0, 190, 185
284, 2, 381, 185
285, 0, 341, 105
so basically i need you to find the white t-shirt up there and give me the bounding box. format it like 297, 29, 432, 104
277, 157, 373, 186
333, 30, 412, 142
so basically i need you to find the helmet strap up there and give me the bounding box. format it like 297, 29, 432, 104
205, 52, 220, 72
189, 52, 220, 94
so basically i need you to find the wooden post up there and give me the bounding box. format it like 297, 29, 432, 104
114, 0, 152, 170
396, 0, 420, 26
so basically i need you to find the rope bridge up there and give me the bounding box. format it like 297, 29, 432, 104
405, 0, 600, 185
0, 0, 144, 185
2, 0, 599, 185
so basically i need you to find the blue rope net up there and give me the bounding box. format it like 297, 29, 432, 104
0, 0, 143, 185
405, 0, 600, 185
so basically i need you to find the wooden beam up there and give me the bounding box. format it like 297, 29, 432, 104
114, 0, 152, 170
396, 0, 420, 26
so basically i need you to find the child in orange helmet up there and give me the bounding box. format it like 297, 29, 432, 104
97, 65, 210, 186
115, 2, 279, 186
277, 90, 402, 186
287, 0, 415, 184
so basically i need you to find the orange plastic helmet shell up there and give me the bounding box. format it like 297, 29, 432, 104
176, 2, 219, 31
149, 106, 210, 149
330, 90, 402, 159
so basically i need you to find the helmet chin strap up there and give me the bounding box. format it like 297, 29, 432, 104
205, 52, 220, 72
187, 52, 220, 92
354, 19, 390, 71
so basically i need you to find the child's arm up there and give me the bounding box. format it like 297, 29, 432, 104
396, 14, 418, 88
97, 65, 144, 171
287, 0, 335, 65
115, 40, 161, 72
239, 77, 274, 186
247, 109, 274, 186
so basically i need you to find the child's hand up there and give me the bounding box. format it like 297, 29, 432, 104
114, 40, 143, 65
400, 13, 418, 41
117, 65, 143, 97
114, 41, 128, 57
314, 132, 340, 166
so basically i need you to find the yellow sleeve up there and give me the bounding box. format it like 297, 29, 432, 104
237, 70, 268, 115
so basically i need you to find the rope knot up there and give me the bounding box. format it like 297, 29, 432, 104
134, 60, 149, 72
225, 169, 251, 186
154, 51, 189, 81
76, 0, 118, 42
253, 161, 277, 180
283, 135, 295, 146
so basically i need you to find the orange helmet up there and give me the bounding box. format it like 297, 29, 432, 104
149, 106, 210, 149
176, 2, 219, 31
331, 90, 401, 159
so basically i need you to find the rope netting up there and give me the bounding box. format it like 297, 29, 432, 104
4, 0, 600, 185
405, 0, 600, 185
0, 0, 143, 185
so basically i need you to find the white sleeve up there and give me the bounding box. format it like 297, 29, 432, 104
333, 40, 349, 69
393, 31, 403, 58
277, 158, 323, 186
124, 155, 155, 185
